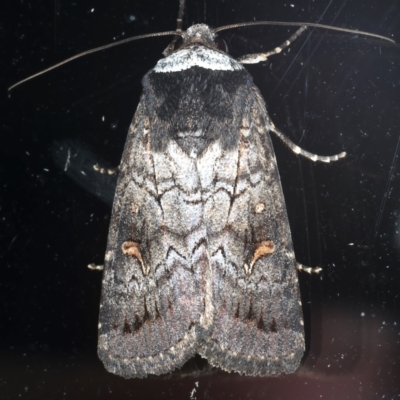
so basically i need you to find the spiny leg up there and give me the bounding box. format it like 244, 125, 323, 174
237, 26, 344, 162
176, 0, 185, 32
163, 0, 186, 55
238, 26, 308, 64
269, 121, 346, 163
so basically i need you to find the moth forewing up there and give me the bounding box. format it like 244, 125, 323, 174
197, 89, 306, 375
98, 100, 209, 378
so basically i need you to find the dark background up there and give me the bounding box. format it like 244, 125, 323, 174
3, 0, 400, 398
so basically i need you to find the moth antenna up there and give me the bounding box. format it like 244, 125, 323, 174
8, 30, 182, 92
213, 21, 395, 44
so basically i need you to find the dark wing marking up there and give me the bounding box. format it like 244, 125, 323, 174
98, 102, 212, 378
199, 88, 305, 376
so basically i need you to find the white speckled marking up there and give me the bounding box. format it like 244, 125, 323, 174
105, 251, 113, 261
154, 46, 243, 72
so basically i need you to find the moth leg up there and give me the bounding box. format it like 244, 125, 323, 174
93, 163, 119, 175
176, 0, 185, 32
163, 0, 186, 56
296, 263, 322, 274
238, 26, 308, 64
269, 121, 346, 162
88, 263, 104, 271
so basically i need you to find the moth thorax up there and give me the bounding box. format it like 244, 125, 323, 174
182, 24, 216, 48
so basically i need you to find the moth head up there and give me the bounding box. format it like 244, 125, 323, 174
163, 24, 228, 56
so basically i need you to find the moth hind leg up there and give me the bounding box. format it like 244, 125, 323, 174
296, 262, 322, 274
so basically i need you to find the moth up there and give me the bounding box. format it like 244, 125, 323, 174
9, 3, 393, 379
96, 24, 347, 378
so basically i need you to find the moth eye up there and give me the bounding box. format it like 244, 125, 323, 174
215, 37, 228, 53
173, 37, 184, 50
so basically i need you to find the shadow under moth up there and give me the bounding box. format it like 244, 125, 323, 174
9, 5, 393, 379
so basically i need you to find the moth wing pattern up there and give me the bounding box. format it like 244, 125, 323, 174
98, 23, 305, 378
198, 87, 305, 375
97, 101, 213, 378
